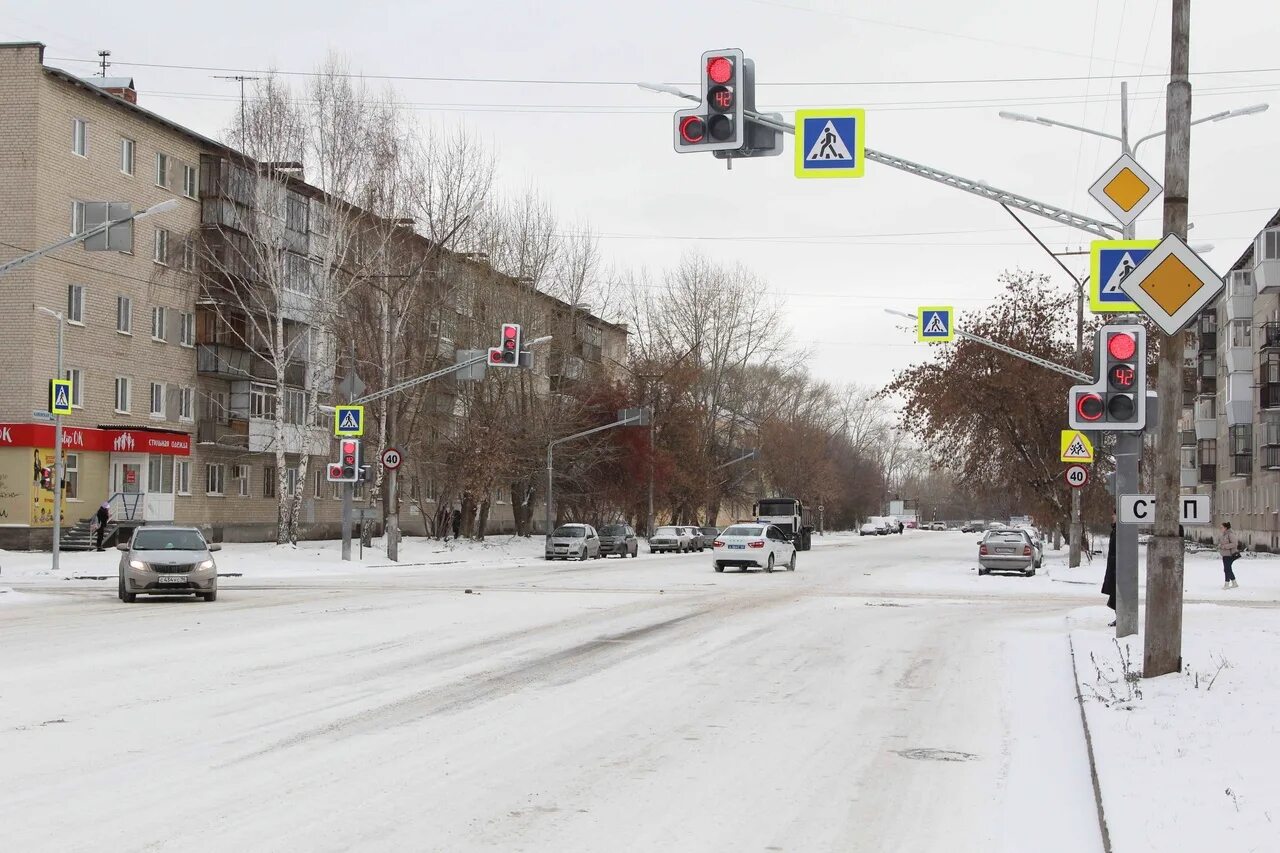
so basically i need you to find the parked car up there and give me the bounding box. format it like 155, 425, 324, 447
711, 523, 797, 573
929, 522, 947, 531
117, 526, 220, 602
887, 517, 905, 534
598, 524, 638, 558
545, 524, 602, 561
904, 520, 919, 529
977, 528, 1041, 576
695, 526, 720, 550
648, 525, 693, 553
960, 521, 986, 533
859, 516, 891, 536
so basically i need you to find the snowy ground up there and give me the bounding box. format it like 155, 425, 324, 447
1072, 606, 1280, 853
0, 529, 1267, 851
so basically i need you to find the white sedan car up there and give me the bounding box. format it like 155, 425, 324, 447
711, 523, 797, 573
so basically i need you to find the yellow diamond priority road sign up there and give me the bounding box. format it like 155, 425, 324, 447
1119, 234, 1224, 336
1060, 429, 1094, 464
1088, 154, 1162, 227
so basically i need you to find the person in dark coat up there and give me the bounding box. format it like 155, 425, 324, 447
93, 501, 111, 551
1100, 514, 1117, 627
451, 507, 462, 540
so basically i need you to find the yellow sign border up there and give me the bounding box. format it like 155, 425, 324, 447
794, 108, 866, 179
916, 306, 955, 343
48, 378, 73, 415
334, 404, 365, 437
1060, 429, 1095, 463
1090, 240, 1159, 314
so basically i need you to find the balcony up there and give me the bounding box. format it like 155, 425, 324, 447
1200, 464, 1217, 484
1253, 227, 1280, 293
247, 419, 328, 456
1181, 467, 1199, 488
1197, 311, 1218, 351
197, 417, 248, 448
197, 343, 306, 387
1231, 454, 1253, 478
1262, 383, 1280, 411
1223, 270, 1254, 320
1262, 323, 1280, 350
1226, 373, 1253, 425
1180, 429, 1196, 448
1194, 397, 1216, 440
1262, 446, 1280, 471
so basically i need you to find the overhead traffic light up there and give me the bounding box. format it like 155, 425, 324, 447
1068, 323, 1147, 431
327, 439, 363, 482
673, 49, 746, 153
487, 322, 522, 368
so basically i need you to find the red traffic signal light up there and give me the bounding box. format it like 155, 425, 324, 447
327, 463, 344, 480
1075, 392, 1104, 422
341, 440, 357, 463
673, 48, 746, 153
1107, 332, 1137, 360
706, 55, 733, 84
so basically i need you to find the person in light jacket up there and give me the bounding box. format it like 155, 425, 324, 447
1219, 521, 1241, 589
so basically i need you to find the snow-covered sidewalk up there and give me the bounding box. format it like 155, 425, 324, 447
1071, 605, 1280, 852
1047, 541, 1280, 603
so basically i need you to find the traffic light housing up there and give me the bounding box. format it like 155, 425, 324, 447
673, 49, 746, 153
327, 439, 362, 482
1068, 324, 1147, 431
487, 322, 522, 369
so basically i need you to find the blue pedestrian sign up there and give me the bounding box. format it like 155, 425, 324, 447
48, 378, 73, 416
794, 108, 865, 179
917, 306, 954, 343
1090, 240, 1158, 313
334, 404, 365, 437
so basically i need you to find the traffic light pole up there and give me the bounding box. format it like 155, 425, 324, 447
342, 342, 355, 562
1114, 430, 1143, 637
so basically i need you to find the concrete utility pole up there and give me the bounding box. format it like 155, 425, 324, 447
1145, 0, 1193, 677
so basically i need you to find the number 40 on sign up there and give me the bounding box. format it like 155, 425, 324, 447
1064, 465, 1090, 489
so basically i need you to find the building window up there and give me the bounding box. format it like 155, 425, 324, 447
286, 466, 300, 496
148, 456, 175, 494
150, 382, 166, 417
71, 200, 86, 236
151, 306, 167, 341
72, 118, 87, 156
67, 284, 85, 324
183, 165, 198, 199
284, 252, 311, 294
116, 296, 132, 334
179, 386, 194, 421
250, 383, 277, 420
354, 480, 365, 500
64, 368, 83, 407
64, 452, 80, 500
114, 377, 130, 413
331, 479, 342, 500
180, 312, 195, 347
205, 390, 228, 422
1230, 319, 1252, 349
284, 388, 307, 425
234, 464, 250, 497
153, 228, 169, 265
155, 152, 170, 188
264, 466, 277, 499
206, 463, 225, 496
182, 240, 195, 272
313, 468, 324, 499
121, 138, 135, 175
175, 460, 191, 495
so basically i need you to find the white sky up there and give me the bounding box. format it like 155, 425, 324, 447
6, 0, 1279, 389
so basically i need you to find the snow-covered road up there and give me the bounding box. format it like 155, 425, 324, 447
3, 533, 1109, 852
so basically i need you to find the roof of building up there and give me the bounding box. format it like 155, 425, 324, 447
84, 76, 136, 90
1228, 207, 1280, 273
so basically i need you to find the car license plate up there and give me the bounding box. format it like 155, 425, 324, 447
996, 547, 1014, 554
728, 544, 745, 549
158, 575, 188, 583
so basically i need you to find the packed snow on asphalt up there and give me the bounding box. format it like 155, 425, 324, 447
3, 529, 1259, 852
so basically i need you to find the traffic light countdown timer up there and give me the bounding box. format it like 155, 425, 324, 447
1068, 324, 1147, 431
673, 49, 746, 153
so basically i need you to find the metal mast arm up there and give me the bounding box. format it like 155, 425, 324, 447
886, 310, 1091, 382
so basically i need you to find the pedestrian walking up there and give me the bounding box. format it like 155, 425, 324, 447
92, 500, 111, 551
1100, 515, 1117, 627
451, 507, 462, 541
1219, 521, 1241, 589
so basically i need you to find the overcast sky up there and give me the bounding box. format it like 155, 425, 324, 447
6, 0, 1279, 390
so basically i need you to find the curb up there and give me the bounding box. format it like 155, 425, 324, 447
1067, 630, 1113, 853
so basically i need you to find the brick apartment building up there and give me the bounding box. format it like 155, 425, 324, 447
0, 42, 626, 548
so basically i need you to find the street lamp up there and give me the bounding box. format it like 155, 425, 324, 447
35, 306, 65, 571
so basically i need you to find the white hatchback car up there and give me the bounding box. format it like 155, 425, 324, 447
711, 523, 797, 573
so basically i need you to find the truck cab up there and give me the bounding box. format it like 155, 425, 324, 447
752, 497, 814, 551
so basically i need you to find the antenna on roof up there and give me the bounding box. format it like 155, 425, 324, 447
214, 75, 261, 147
97, 49, 110, 77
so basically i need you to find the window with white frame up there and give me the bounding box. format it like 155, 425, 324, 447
70, 200, 86, 235
179, 386, 194, 421
114, 376, 130, 413
72, 118, 87, 156
1230, 319, 1252, 349
116, 296, 131, 334
65, 368, 83, 407
331, 479, 342, 500
284, 388, 307, 425
64, 453, 80, 500
151, 306, 167, 341
313, 468, 324, 499
180, 312, 195, 347
121, 138, 135, 175
206, 463, 225, 496
67, 284, 84, 323
205, 390, 228, 422
250, 383, 277, 420
284, 252, 311, 294
183, 164, 198, 199
153, 228, 169, 264
286, 466, 300, 497
234, 464, 250, 497
150, 382, 165, 418
175, 459, 191, 495
155, 152, 171, 188
148, 456, 174, 493
182, 240, 195, 272
264, 466, 276, 499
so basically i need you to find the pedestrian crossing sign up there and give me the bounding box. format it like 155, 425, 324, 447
917, 306, 954, 343
1060, 429, 1095, 464
48, 378, 72, 416
1090, 240, 1158, 313
794, 108, 865, 179
334, 404, 364, 437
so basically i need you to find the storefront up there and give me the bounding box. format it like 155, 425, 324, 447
0, 423, 191, 549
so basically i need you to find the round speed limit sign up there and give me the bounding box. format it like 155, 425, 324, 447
1064, 464, 1089, 489
380, 447, 403, 470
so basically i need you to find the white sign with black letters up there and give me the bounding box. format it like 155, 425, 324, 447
1118, 494, 1211, 525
